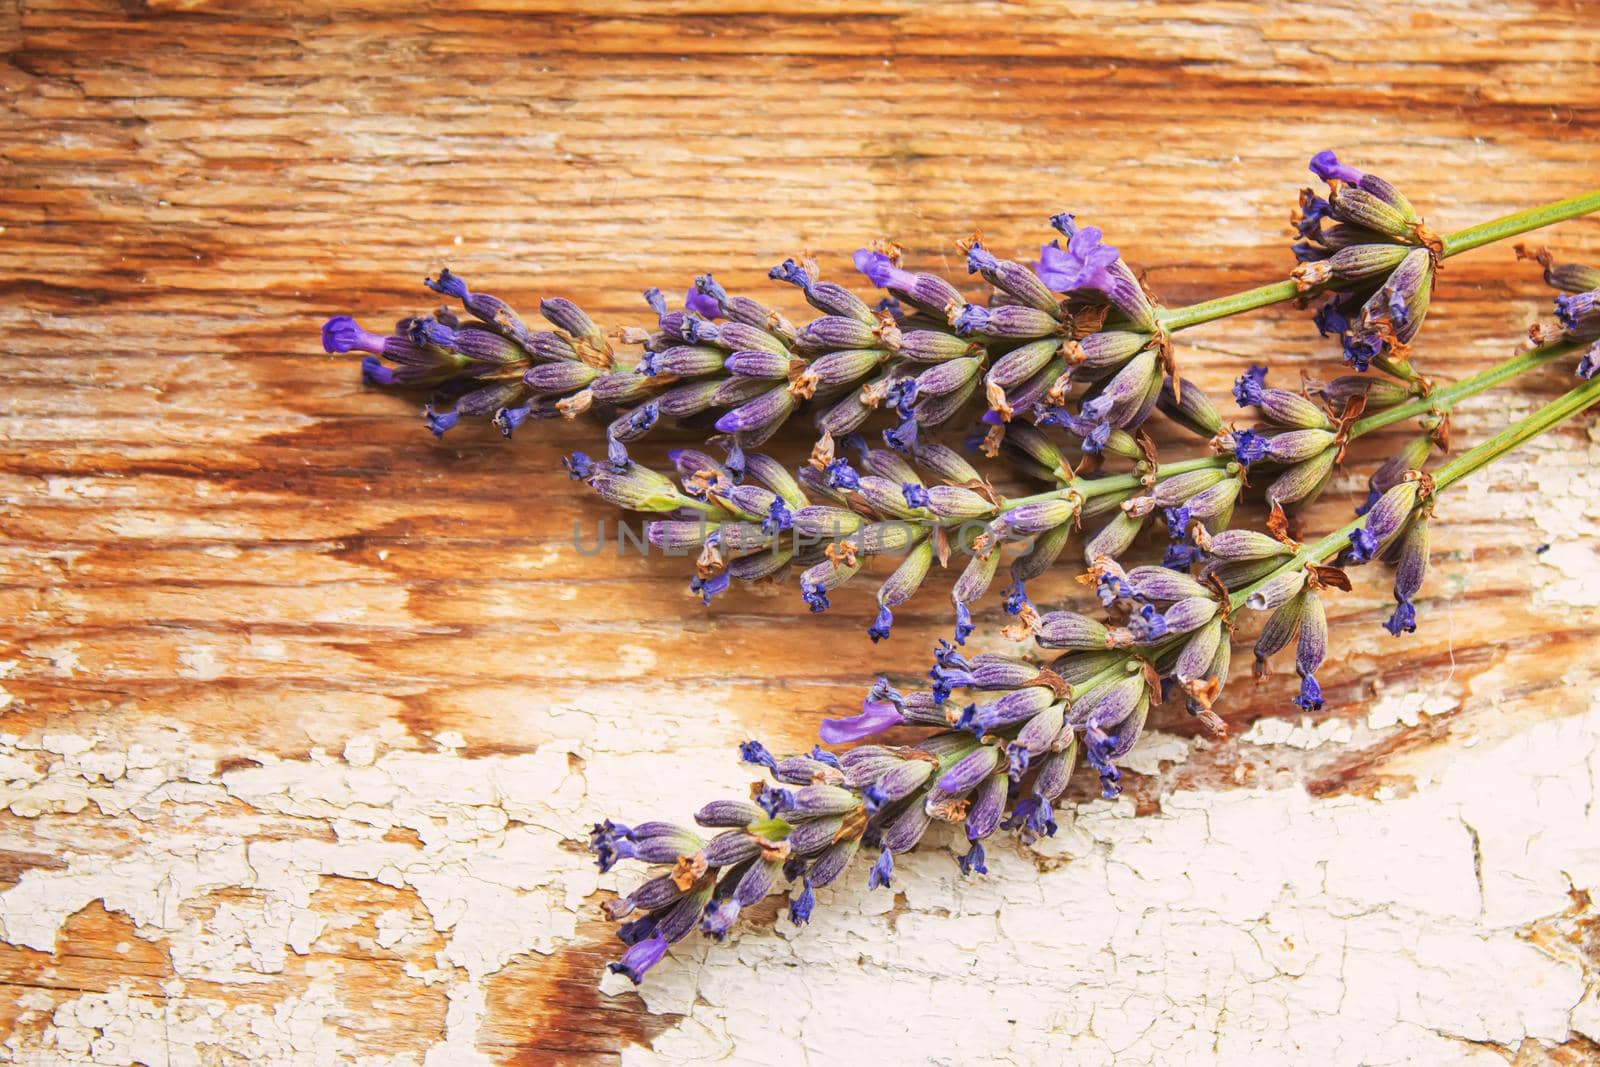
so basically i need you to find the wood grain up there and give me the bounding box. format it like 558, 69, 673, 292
3, 1, 1600, 1062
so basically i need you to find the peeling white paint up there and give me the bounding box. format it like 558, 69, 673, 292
1240, 714, 1355, 750
0, 686, 1595, 1063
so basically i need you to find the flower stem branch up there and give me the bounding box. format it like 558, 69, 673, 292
1155, 191, 1600, 332
1229, 372, 1600, 612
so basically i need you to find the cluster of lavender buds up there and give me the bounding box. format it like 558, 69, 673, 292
1519, 246, 1600, 377
325, 157, 1600, 984
590, 356, 1600, 980
1291, 151, 1439, 377
325, 219, 1231, 465
561, 342, 1471, 645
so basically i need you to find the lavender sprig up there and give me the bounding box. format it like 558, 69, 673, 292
591, 369, 1600, 982
1517, 245, 1600, 378
323, 165, 1600, 466
565, 337, 1589, 644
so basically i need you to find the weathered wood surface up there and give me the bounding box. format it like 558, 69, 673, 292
3, 1, 1600, 1062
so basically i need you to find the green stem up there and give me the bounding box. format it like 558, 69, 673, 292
1229, 372, 1600, 612
1433, 373, 1600, 492
1348, 338, 1581, 439
1439, 190, 1600, 257
1041, 337, 1583, 504
1156, 191, 1600, 332
1157, 280, 1301, 333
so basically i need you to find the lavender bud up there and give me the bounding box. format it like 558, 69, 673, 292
1315, 375, 1412, 411
926, 485, 996, 521
911, 375, 979, 428
914, 356, 984, 398
590, 370, 659, 405
970, 687, 1057, 731
962, 304, 1061, 340
1292, 593, 1329, 711
785, 817, 845, 857
878, 540, 935, 610
1084, 513, 1144, 563
1000, 422, 1064, 473
854, 475, 921, 519
865, 446, 919, 484
784, 785, 860, 818
701, 831, 763, 868
1126, 565, 1211, 602
966, 656, 1042, 689
1181, 476, 1243, 521
1254, 589, 1306, 668
713, 321, 789, 357
1072, 330, 1148, 370
816, 387, 875, 437
875, 759, 936, 803
1377, 247, 1434, 345
1072, 672, 1147, 730
539, 298, 605, 348
884, 802, 932, 853
792, 506, 862, 539
695, 800, 765, 828
724, 349, 795, 379
528, 330, 578, 363
1204, 556, 1284, 589
912, 442, 982, 485
988, 338, 1063, 389
1247, 568, 1308, 611
1384, 514, 1429, 637
1151, 468, 1230, 507
1267, 449, 1338, 507
1048, 650, 1124, 685
800, 555, 861, 611
1037, 611, 1111, 650
641, 345, 726, 378
968, 242, 1062, 313
1361, 436, 1433, 514
1080, 350, 1158, 429
1349, 480, 1421, 563
804, 280, 877, 324
647, 520, 715, 553
1174, 618, 1224, 682
858, 521, 919, 558
1000, 498, 1077, 536
1016, 703, 1067, 756
1208, 529, 1291, 562
897, 329, 978, 364
809, 347, 888, 387
800, 837, 857, 890
715, 386, 798, 440
1161, 596, 1220, 636
1325, 242, 1410, 285
711, 376, 772, 407
1329, 184, 1414, 239
572, 456, 682, 512
952, 549, 1002, 609
797, 316, 883, 352
1033, 744, 1076, 802
964, 773, 1009, 841
937, 745, 1003, 794
1011, 522, 1072, 583
1264, 428, 1337, 464
525, 361, 603, 394
1158, 376, 1224, 437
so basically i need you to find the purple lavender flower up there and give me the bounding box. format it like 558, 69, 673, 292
1384, 515, 1429, 636
1293, 593, 1328, 711
1036, 226, 1119, 295
1309, 149, 1364, 185
853, 248, 919, 292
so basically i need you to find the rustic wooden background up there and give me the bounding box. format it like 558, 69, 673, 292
3, 1, 1600, 1063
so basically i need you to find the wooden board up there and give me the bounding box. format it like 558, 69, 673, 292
3, 1, 1600, 1062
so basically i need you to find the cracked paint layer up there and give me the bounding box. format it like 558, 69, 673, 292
0, 684, 1596, 1063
